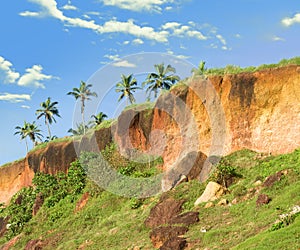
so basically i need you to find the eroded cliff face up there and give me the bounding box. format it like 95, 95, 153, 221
114, 65, 300, 169
1, 65, 300, 203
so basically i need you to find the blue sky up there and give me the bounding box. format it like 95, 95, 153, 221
0, 0, 300, 165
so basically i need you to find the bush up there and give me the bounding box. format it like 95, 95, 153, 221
210, 159, 241, 188
2, 187, 36, 239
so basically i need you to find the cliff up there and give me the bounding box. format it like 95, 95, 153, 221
1, 65, 300, 204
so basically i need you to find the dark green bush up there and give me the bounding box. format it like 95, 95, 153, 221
210, 159, 241, 188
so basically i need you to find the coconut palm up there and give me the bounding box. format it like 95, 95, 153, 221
14, 121, 30, 153
115, 74, 140, 105
14, 121, 43, 152
142, 63, 180, 98
67, 81, 98, 134
67, 123, 90, 136
191, 60, 206, 77
91, 112, 108, 126
36, 97, 61, 139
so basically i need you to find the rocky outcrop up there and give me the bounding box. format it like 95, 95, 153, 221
145, 196, 199, 249
1, 65, 300, 204
194, 181, 227, 206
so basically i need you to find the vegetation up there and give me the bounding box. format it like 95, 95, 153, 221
143, 63, 180, 98
115, 74, 140, 105
14, 121, 43, 152
36, 97, 61, 139
68, 123, 91, 136
191, 60, 206, 78
67, 81, 98, 134
1, 148, 300, 249
205, 56, 300, 76
91, 112, 108, 126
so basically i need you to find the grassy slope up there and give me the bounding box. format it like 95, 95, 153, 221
1, 148, 299, 249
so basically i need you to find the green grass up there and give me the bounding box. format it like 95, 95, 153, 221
95, 119, 117, 130
205, 56, 300, 76
1, 148, 300, 249
29, 137, 73, 153
0, 157, 25, 168
123, 101, 155, 111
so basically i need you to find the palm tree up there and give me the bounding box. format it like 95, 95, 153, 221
191, 60, 206, 77
91, 112, 108, 126
36, 97, 61, 139
26, 122, 43, 147
14, 121, 43, 152
115, 74, 140, 105
67, 81, 98, 134
14, 121, 29, 153
68, 123, 89, 136
142, 63, 180, 98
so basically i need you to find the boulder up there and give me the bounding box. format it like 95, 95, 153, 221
150, 226, 188, 249
169, 212, 199, 226
160, 237, 187, 250
194, 182, 226, 206
256, 194, 271, 206
204, 202, 214, 208
162, 151, 207, 191
145, 198, 185, 228
217, 199, 229, 206
263, 171, 285, 187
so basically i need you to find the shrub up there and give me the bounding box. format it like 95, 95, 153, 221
210, 159, 241, 188
2, 187, 36, 239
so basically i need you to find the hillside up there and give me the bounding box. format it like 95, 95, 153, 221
0, 60, 300, 249
1, 63, 300, 204
0, 148, 299, 249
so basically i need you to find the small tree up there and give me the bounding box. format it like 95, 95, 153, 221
143, 63, 180, 98
68, 81, 98, 134
191, 60, 206, 78
115, 74, 140, 105
91, 112, 108, 126
14, 121, 43, 151
36, 97, 61, 139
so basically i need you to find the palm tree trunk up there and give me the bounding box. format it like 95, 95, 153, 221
25, 139, 28, 153
46, 118, 52, 139
81, 99, 86, 134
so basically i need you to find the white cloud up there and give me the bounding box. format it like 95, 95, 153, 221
216, 34, 226, 45
187, 30, 206, 40
86, 11, 101, 16
282, 13, 300, 27
161, 22, 181, 30
1, 56, 57, 89
99, 0, 175, 12
132, 38, 144, 45
0, 93, 31, 103
104, 54, 121, 61
161, 22, 207, 40
99, 19, 169, 42
20, 0, 170, 43
235, 33, 241, 39
166, 49, 190, 59
18, 65, 56, 89
0, 56, 20, 83
61, 0, 78, 11
165, 6, 173, 11
19, 11, 40, 17
112, 60, 137, 68
272, 35, 285, 42
82, 14, 91, 19
21, 105, 31, 109
123, 40, 130, 45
